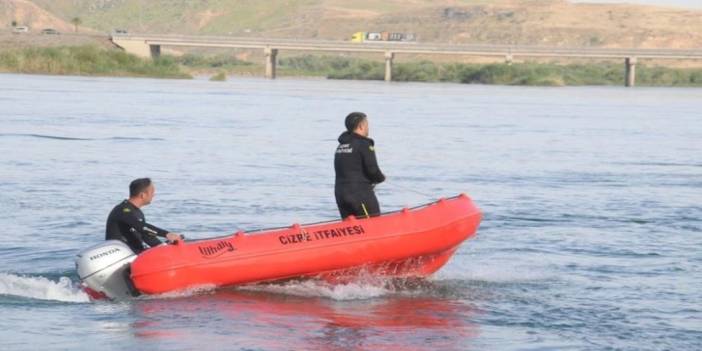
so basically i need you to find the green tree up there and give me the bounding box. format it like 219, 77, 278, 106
71, 17, 82, 33
11, 20, 17, 27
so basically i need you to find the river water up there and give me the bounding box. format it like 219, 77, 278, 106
1, 74, 700, 350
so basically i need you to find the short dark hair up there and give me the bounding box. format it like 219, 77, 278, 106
345, 112, 367, 132
129, 178, 152, 197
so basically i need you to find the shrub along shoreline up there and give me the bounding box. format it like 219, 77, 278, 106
0, 45, 190, 78
2, 45, 702, 86
280, 55, 702, 86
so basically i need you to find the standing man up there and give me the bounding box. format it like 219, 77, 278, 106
105, 178, 182, 254
334, 112, 386, 219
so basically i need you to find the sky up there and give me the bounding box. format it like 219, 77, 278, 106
571, 0, 702, 8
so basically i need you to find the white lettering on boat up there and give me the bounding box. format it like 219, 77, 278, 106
278, 225, 366, 245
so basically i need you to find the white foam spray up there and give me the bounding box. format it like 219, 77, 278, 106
147, 284, 218, 300
240, 279, 392, 300
0, 273, 90, 303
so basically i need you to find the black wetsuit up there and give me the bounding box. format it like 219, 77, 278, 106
105, 200, 168, 254
334, 131, 386, 219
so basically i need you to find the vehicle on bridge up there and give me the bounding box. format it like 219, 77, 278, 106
40, 28, 60, 35
351, 31, 416, 43
12, 26, 29, 34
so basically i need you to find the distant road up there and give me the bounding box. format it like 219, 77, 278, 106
0, 31, 112, 50
113, 34, 702, 60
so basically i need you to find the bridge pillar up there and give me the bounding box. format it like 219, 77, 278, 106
111, 38, 154, 59
150, 45, 161, 59
265, 47, 278, 79
625, 57, 637, 87
384, 51, 394, 82
505, 54, 513, 66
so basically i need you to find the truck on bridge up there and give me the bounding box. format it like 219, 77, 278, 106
351, 32, 416, 43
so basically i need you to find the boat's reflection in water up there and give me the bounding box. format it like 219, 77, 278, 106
130, 281, 478, 350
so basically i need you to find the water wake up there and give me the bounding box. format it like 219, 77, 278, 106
0, 133, 92, 140
240, 280, 391, 300
147, 284, 218, 300
0, 133, 164, 141
437, 260, 555, 283
0, 273, 90, 303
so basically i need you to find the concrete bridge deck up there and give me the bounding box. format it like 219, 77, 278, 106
112, 34, 702, 86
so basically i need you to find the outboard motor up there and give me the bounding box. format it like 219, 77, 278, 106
75, 240, 138, 300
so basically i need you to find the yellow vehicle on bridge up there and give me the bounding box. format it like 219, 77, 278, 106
351, 32, 366, 43
351, 32, 416, 43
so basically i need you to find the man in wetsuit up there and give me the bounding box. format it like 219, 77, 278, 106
105, 178, 182, 254
334, 112, 386, 219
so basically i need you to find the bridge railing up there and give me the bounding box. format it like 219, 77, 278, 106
110, 34, 702, 86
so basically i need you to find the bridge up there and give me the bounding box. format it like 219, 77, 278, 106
111, 34, 702, 87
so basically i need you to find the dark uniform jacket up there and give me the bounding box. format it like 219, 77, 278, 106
105, 200, 168, 254
335, 132, 385, 186
334, 131, 385, 218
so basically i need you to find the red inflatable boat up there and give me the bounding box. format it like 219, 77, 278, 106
129, 194, 481, 294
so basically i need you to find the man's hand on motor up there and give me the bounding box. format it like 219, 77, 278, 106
166, 232, 184, 243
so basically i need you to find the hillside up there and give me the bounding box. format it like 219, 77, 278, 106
3, 0, 702, 48
0, 0, 93, 33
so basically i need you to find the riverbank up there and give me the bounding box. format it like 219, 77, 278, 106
2, 45, 702, 86
277, 55, 702, 86
0, 45, 190, 78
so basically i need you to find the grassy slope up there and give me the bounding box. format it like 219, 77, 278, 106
26, 0, 702, 48
28, 0, 322, 34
